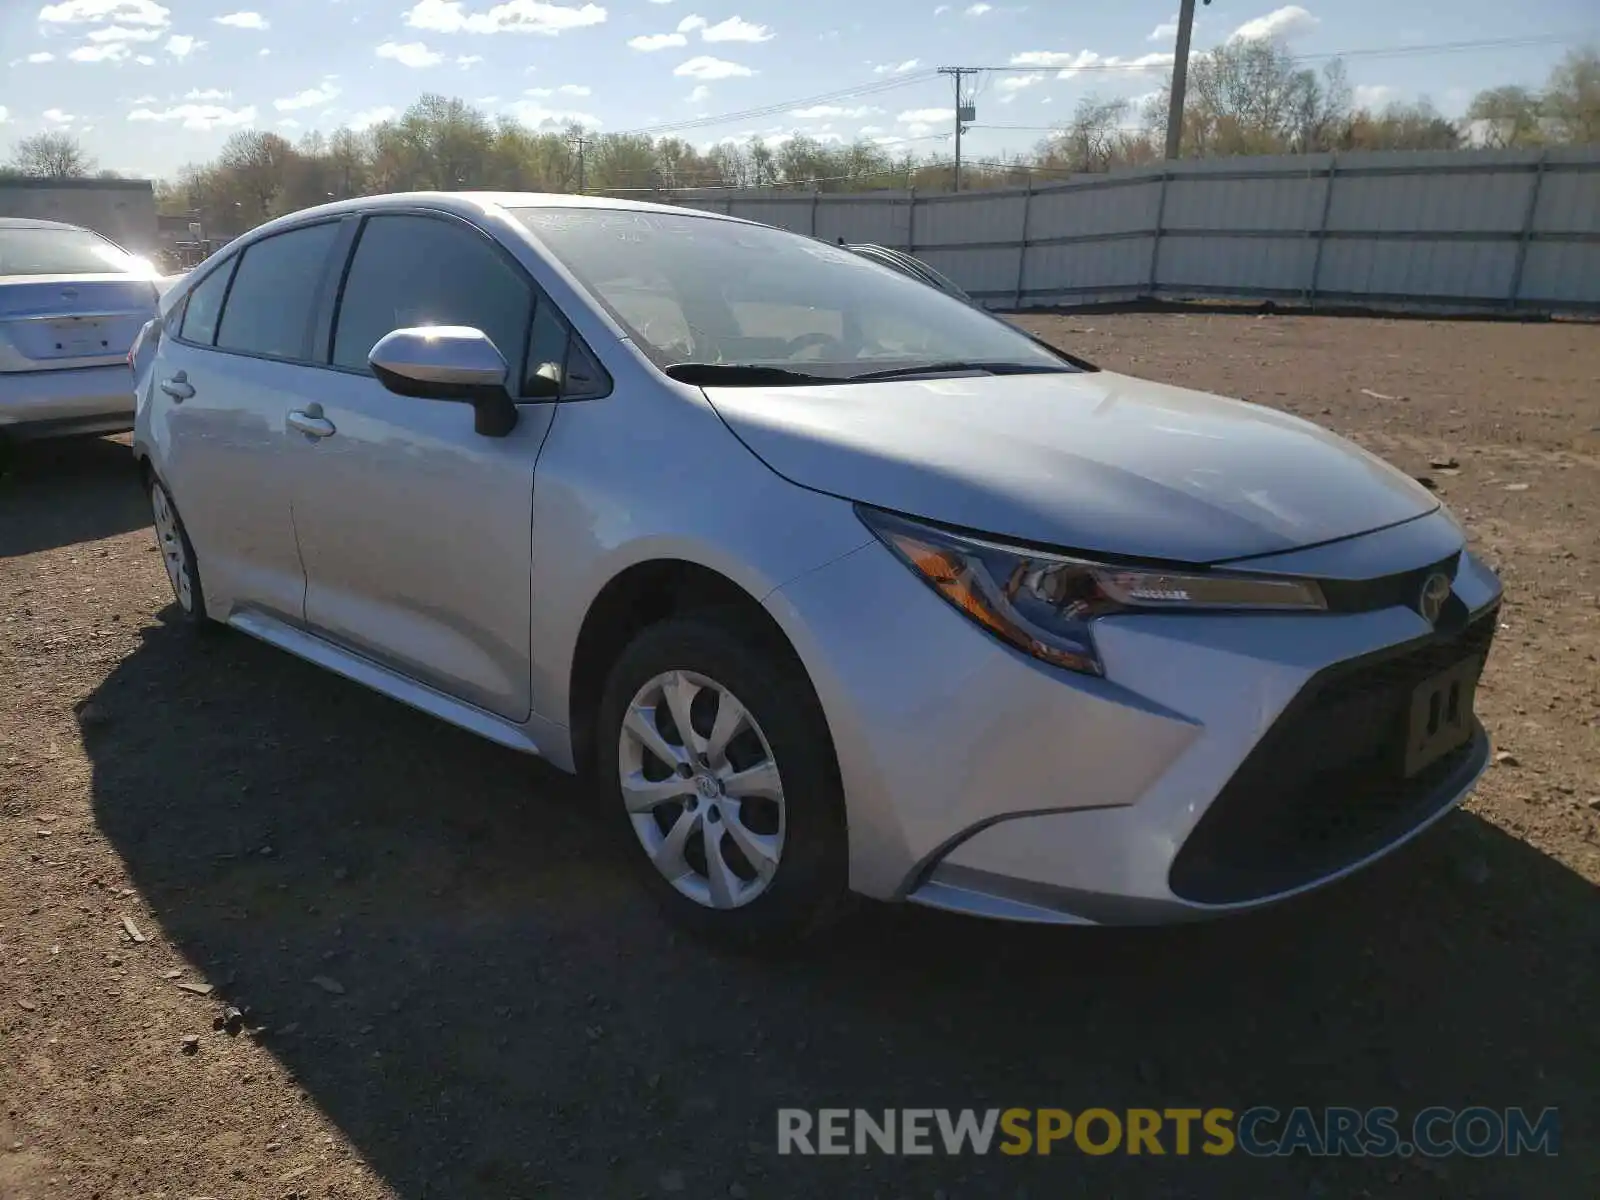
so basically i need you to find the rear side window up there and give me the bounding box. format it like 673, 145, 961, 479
332, 215, 531, 378
215, 222, 340, 361
178, 261, 234, 346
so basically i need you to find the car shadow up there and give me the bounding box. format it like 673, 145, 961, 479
85, 617, 1597, 1199
0, 435, 148, 557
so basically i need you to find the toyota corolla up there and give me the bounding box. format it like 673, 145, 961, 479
130, 192, 1501, 946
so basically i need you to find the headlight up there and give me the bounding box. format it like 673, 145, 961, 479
856, 505, 1327, 676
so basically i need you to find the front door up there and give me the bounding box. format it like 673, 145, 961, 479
289, 212, 555, 721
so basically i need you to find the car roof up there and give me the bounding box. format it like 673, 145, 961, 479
0, 216, 88, 232
239, 190, 748, 244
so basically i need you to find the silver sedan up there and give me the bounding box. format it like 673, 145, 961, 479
0, 217, 166, 443
130, 192, 1501, 946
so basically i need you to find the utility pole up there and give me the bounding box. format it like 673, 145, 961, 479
938, 66, 978, 192
571, 134, 590, 194
1163, 0, 1210, 159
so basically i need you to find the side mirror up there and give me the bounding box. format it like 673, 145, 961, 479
368, 326, 519, 438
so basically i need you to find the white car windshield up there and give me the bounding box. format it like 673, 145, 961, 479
0, 226, 153, 277
511, 207, 1076, 382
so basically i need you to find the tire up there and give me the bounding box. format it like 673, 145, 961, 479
596, 612, 850, 950
148, 473, 209, 626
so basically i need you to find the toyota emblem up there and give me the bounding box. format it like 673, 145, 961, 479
1418, 572, 1451, 624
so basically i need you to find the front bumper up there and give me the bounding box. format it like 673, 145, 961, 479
763, 510, 1503, 924
0, 364, 136, 439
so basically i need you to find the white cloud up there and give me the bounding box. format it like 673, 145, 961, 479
348, 105, 396, 130
404, 0, 608, 37
376, 40, 443, 66
1354, 84, 1397, 109
898, 107, 953, 123
996, 75, 1041, 102
0, 108, 8, 124
38, 0, 169, 27
933, 4, 950, 12
858, 123, 883, 134
872, 58, 919, 74
965, 2, 991, 13
506, 99, 600, 127
164, 34, 202, 58
130, 94, 157, 103
686, 84, 710, 102
676, 14, 705, 32
69, 42, 130, 61
185, 87, 230, 100
278, 118, 300, 129
214, 11, 269, 30
558, 82, 590, 94
1008, 48, 1171, 79
791, 104, 880, 119
136, 54, 154, 63
457, 53, 483, 64
628, 32, 685, 50
86, 25, 160, 42
274, 81, 340, 111
43, 108, 75, 124
700, 16, 771, 42
1231, 5, 1318, 41
674, 54, 752, 79
1149, 19, 1178, 41
26, 52, 57, 63
127, 102, 257, 130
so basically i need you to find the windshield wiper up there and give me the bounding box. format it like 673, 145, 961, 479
663, 362, 832, 386
841, 360, 1076, 383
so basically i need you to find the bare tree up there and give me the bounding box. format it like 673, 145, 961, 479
1544, 45, 1600, 145
8, 131, 96, 178
1465, 85, 1545, 147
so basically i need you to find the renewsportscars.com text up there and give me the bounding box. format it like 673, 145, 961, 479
777, 1107, 1560, 1158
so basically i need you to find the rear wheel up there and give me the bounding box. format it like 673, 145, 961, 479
596, 614, 849, 949
149, 475, 208, 625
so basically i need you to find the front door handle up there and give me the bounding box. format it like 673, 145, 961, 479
159, 373, 194, 401
287, 409, 336, 439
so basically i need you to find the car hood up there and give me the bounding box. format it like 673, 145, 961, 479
703, 370, 1439, 564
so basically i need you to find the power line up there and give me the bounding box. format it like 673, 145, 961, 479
614, 70, 937, 138
968, 31, 1590, 74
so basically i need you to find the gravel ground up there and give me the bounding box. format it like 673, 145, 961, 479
2, 312, 1597, 1200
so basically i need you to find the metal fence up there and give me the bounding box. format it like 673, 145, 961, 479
672, 146, 1600, 314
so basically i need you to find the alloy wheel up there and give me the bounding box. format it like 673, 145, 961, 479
617, 669, 786, 909
150, 482, 193, 612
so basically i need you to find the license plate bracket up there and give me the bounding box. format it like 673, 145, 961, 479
46, 317, 110, 357
1404, 655, 1481, 777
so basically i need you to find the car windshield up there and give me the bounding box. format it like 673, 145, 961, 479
511, 207, 1073, 382
0, 226, 152, 277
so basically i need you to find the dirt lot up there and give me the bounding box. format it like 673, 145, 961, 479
2, 312, 1597, 1200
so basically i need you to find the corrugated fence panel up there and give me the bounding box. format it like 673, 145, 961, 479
1518, 243, 1600, 303
917, 245, 1023, 296
1327, 170, 1530, 233
658, 147, 1599, 312
1317, 239, 1518, 299
1156, 236, 1314, 294
1024, 238, 1155, 296
915, 192, 1026, 247
814, 198, 909, 246
1027, 179, 1161, 240
1162, 170, 1324, 231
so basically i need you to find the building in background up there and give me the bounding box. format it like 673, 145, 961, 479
0, 177, 157, 258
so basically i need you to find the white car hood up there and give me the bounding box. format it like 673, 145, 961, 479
703, 369, 1440, 564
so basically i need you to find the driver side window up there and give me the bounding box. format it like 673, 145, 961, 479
332, 214, 532, 380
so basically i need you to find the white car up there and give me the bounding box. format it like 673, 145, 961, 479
0, 217, 169, 444
131, 192, 1501, 946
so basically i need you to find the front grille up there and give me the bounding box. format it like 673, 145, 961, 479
1168, 606, 1498, 905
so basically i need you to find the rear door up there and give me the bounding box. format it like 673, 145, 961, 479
151, 219, 349, 624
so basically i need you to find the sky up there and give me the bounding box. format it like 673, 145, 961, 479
0, 0, 1595, 179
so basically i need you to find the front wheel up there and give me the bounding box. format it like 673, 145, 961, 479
596, 614, 849, 949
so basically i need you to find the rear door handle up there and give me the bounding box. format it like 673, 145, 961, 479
287, 409, 336, 439
159, 373, 194, 401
